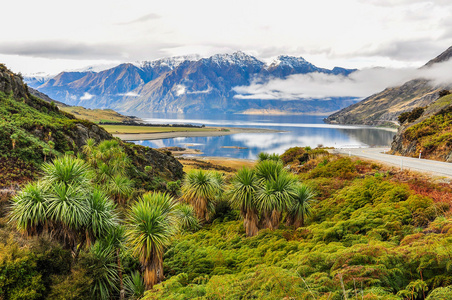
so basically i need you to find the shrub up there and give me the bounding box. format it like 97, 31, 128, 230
438, 89, 450, 98
398, 107, 425, 124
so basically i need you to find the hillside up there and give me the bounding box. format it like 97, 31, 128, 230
391, 92, 452, 161
325, 46, 452, 126
0, 64, 183, 187
59, 106, 140, 124
26, 52, 358, 115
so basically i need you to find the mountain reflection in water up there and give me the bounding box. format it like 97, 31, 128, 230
130, 113, 395, 159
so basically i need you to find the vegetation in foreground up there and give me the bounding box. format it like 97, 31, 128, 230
3, 136, 452, 299
3, 140, 190, 300
144, 148, 452, 300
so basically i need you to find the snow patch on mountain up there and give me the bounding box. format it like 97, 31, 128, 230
267, 55, 309, 68
208, 51, 265, 68
136, 54, 201, 70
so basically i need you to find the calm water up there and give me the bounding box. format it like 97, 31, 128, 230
131, 113, 396, 160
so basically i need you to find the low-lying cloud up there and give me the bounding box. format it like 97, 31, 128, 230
118, 92, 140, 97
233, 60, 452, 100
80, 92, 94, 100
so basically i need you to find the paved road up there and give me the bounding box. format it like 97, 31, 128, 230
333, 147, 452, 178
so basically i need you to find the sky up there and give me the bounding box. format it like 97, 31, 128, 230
1, 0, 451, 76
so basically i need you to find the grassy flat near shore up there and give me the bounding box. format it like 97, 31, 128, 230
60, 106, 137, 123
101, 124, 224, 134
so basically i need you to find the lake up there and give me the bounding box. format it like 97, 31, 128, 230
131, 113, 396, 160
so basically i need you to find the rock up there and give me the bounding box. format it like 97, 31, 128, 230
0, 64, 29, 100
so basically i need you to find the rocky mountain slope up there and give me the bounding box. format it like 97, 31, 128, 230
0, 64, 183, 186
325, 46, 452, 126
390, 92, 452, 161
26, 52, 357, 115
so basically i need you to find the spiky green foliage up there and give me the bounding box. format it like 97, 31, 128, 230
9, 155, 118, 252
9, 182, 48, 235
257, 152, 281, 162
286, 184, 316, 228
257, 171, 297, 230
177, 204, 201, 232
229, 167, 259, 237
88, 241, 119, 300
254, 159, 284, 182
125, 192, 179, 290
47, 183, 90, 248
107, 174, 134, 204
226, 160, 300, 234
41, 155, 92, 188
86, 189, 118, 243
182, 170, 222, 221
82, 139, 134, 204
124, 271, 146, 300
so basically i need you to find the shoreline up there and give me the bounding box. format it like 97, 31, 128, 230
113, 127, 283, 141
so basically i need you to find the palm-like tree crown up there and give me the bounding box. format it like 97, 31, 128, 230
257, 171, 297, 213
125, 192, 178, 289
176, 204, 200, 232
255, 160, 284, 182
229, 167, 260, 237
87, 189, 118, 241
182, 170, 221, 221
287, 184, 315, 228
42, 155, 92, 188
229, 167, 258, 214
9, 182, 48, 235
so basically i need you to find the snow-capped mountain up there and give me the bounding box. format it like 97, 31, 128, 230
23, 72, 54, 87
135, 54, 201, 70
26, 52, 358, 115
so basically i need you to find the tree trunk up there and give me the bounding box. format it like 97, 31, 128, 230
244, 210, 259, 237
286, 214, 294, 226
270, 210, 281, 230
143, 256, 163, 290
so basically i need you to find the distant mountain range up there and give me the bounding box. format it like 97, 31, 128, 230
325, 46, 452, 126
25, 52, 358, 115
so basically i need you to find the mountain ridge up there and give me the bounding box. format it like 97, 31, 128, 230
325, 46, 452, 126
26, 52, 358, 115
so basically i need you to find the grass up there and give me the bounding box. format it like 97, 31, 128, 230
101, 125, 219, 134
60, 106, 135, 123
424, 94, 452, 114
179, 157, 256, 177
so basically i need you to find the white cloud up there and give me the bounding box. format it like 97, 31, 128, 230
1, 0, 452, 74
187, 87, 212, 94
80, 92, 94, 100
175, 84, 186, 96
118, 92, 140, 97
233, 60, 452, 100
